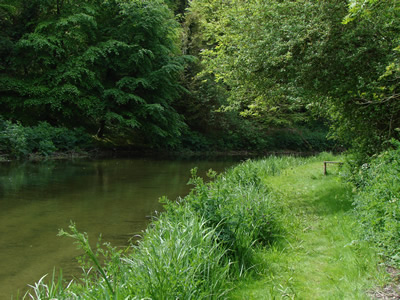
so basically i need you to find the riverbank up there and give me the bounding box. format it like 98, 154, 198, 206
0, 118, 336, 162
0, 145, 324, 163
22, 154, 393, 299
2, 157, 239, 299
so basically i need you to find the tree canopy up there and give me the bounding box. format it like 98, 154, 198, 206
190, 0, 400, 157
0, 0, 190, 148
1, 0, 398, 157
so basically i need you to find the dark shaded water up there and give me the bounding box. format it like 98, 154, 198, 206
0, 157, 240, 298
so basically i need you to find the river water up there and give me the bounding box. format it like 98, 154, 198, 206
0, 157, 240, 298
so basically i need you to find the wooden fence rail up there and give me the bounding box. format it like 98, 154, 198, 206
323, 161, 343, 175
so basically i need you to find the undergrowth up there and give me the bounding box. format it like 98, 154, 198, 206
352, 139, 400, 266
0, 119, 91, 159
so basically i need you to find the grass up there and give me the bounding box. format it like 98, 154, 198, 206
230, 157, 388, 299
22, 154, 389, 299
24, 208, 232, 299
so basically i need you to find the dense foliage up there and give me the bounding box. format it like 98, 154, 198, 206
176, 0, 335, 152
1, 0, 398, 155
352, 140, 400, 265
0, 118, 90, 158
338, 0, 400, 159
190, 0, 400, 158
0, 0, 349, 155
0, 0, 188, 148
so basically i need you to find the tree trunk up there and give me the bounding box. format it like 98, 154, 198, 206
96, 120, 105, 138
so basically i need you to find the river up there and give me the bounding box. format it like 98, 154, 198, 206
0, 156, 240, 298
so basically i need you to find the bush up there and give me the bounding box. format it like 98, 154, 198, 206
267, 127, 336, 152
352, 139, 400, 265
0, 119, 92, 158
0, 120, 30, 158
182, 123, 335, 153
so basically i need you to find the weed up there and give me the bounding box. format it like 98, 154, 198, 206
58, 223, 114, 295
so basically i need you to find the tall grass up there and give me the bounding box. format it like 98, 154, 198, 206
125, 207, 231, 299
23, 155, 331, 299
24, 209, 231, 299
184, 166, 282, 273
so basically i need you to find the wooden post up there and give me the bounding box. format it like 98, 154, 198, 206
323, 161, 343, 175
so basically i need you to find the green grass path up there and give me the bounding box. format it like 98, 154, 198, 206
231, 160, 387, 299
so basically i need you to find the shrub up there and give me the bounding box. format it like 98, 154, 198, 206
0, 120, 30, 158
267, 127, 336, 152
0, 120, 92, 158
352, 139, 400, 265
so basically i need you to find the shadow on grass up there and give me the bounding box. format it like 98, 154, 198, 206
308, 180, 353, 216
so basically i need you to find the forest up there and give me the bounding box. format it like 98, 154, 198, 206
1, 0, 398, 159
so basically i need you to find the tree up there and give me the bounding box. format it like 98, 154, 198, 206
189, 0, 315, 127
0, 0, 189, 148
191, 0, 400, 156
339, 0, 400, 157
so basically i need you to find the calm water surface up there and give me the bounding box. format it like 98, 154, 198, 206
0, 157, 240, 298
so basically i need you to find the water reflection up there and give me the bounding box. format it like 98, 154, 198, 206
0, 157, 240, 298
